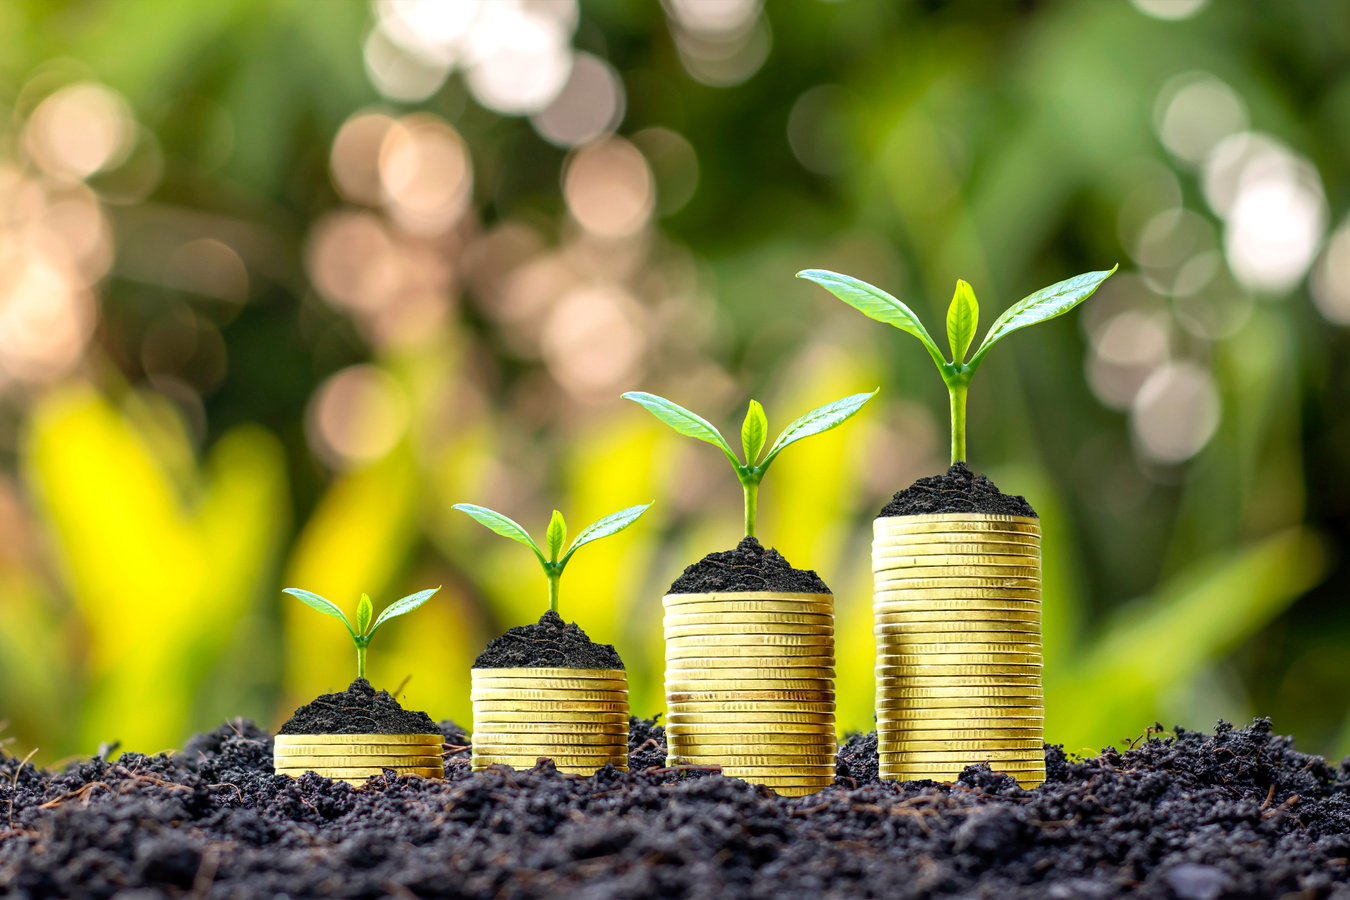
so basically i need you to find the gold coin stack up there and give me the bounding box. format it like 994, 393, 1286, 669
664, 591, 836, 797
470, 667, 630, 774
273, 733, 445, 785
873, 513, 1045, 787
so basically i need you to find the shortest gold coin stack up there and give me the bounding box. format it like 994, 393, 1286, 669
873, 513, 1045, 788
274, 733, 445, 785
470, 667, 630, 774
664, 591, 836, 797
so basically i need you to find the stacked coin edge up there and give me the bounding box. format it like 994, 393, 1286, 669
274, 733, 445, 785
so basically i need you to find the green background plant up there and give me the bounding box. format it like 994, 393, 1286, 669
0, 0, 1345, 765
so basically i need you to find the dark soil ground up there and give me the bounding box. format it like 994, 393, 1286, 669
668, 536, 831, 594
879, 461, 1039, 518
278, 678, 441, 735
473, 611, 624, 670
3, 718, 1349, 899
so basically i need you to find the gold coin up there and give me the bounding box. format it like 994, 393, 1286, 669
877, 697, 1043, 711
468, 677, 628, 692
665, 721, 835, 735
670, 756, 836, 768
666, 680, 831, 693
712, 767, 839, 777
665, 667, 835, 681
470, 667, 627, 681
876, 728, 1042, 740
874, 576, 1041, 592
875, 621, 1040, 635
876, 633, 1042, 649
871, 539, 1039, 555
873, 598, 1040, 613
664, 624, 835, 639
873, 588, 1041, 603
469, 701, 630, 715
470, 692, 627, 705
668, 745, 837, 759
668, 730, 835, 745
663, 599, 835, 616
664, 696, 831, 707
666, 642, 835, 660
471, 755, 623, 768
718, 775, 835, 788
876, 706, 1044, 719
877, 686, 1043, 699
665, 712, 835, 725
878, 513, 1040, 525
274, 754, 444, 768
872, 555, 1042, 572
274, 743, 445, 757
467, 730, 627, 745
876, 674, 1042, 688
875, 664, 1042, 677
878, 759, 1045, 771
666, 633, 834, 648
471, 711, 631, 724
876, 652, 1043, 666
875, 607, 1040, 622
276, 766, 444, 778
274, 733, 444, 746
874, 530, 1039, 546
667, 656, 836, 670
470, 746, 627, 759
879, 739, 1045, 752
663, 612, 834, 627
879, 754, 1044, 767
667, 701, 836, 714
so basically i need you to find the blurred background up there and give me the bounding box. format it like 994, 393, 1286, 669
0, 0, 1346, 765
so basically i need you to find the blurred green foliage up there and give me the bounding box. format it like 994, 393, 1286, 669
0, 0, 1348, 766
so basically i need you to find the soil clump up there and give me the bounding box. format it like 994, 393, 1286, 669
472, 610, 624, 670
3, 718, 1350, 899
668, 535, 831, 594
277, 678, 441, 735
879, 461, 1038, 518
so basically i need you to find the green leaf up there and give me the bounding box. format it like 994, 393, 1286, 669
741, 400, 768, 466
971, 266, 1118, 364
452, 504, 545, 567
761, 389, 878, 468
796, 270, 947, 366
561, 503, 653, 565
282, 588, 356, 638
370, 586, 440, 636
546, 509, 567, 563
356, 593, 373, 635
621, 392, 741, 466
946, 279, 979, 364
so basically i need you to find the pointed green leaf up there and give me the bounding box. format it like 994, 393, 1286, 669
452, 504, 545, 561
761, 389, 878, 468
741, 400, 768, 466
283, 588, 356, 638
796, 270, 947, 367
370, 586, 441, 636
621, 392, 741, 466
356, 593, 373, 635
971, 266, 1118, 365
561, 503, 653, 565
546, 510, 567, 563
946, 279, 979, 364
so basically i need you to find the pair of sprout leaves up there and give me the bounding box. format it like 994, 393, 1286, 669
797, 265, 1117, 463
453, 388, 882, 613
283, 586, 440, 680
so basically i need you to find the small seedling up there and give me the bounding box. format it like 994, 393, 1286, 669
797, 267, 1117, 464
452, 503, 652, 614
622, 390, 877, 537
283, 586, 440, 680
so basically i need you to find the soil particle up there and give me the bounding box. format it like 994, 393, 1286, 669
667, 536, 831, 595
628, 715, 667, 770
277, 678, 441, 735
2, 718, 1349, 899
835, 731, 878, 786
878, 461, 1038, 518
472, 610, 624, 670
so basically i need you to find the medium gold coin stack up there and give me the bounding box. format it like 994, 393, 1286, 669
873, 513, 1045, 787
470, 667, 630, 774
274, 733, 445, 785
663, 591, 836, 797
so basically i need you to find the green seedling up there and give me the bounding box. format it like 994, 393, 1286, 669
622, 390, 877, 537
283, 586, 441, 680
452, 502, 652, 614
796, 267, 1117, 464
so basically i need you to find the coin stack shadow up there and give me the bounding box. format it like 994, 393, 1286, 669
872, 513, 1045, 787
273, 733, 445, 785
663, 591, 837, 797
469, 667, 630, 774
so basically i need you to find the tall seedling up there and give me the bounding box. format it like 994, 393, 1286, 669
622, 390, 877, 537
453, 503, 652, 614
283, 586, 441, 680
797, 268, 1116, 464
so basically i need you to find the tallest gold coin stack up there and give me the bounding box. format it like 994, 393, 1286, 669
872, 512, 1045, 787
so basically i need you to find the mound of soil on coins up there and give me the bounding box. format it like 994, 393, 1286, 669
668, 535, 831, 594
278, 678, 441, 735
2, 718, 1348, 898
472, 610, 624, 670
878, 461, 1038, 518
